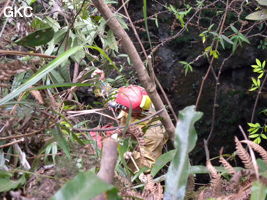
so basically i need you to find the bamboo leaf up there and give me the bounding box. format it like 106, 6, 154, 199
0, 46, 83, 106
87, 46, 119, 71
151, 150, 176, 177
221, 34, 234, 45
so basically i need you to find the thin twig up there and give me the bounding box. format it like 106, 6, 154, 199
92, 0, 175, 137
0, 122, 56, 141
121, 0, 178, 123
0, 138, 24, 149
238, 125, 259, 180
72, 108, 164, 132
56, 0, 87, 54
251, 73, 267, 123
206, 53, 233, 143
195, 0, 229, 109
67, 62, 80, 100
0, 50, 56, 59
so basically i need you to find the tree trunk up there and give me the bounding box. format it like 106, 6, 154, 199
92, 0, 175, 138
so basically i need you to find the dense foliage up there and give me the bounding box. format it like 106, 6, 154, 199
0, 0, 267, 199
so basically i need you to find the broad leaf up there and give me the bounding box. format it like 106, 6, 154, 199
164, 105, 203, 200
257, 0, 267, 7
50, 171, 115, 200
246, 9, 267, 21
250, 181, 267, 200
16, 28, 54, 47
0, 46, 83, 106
0, 170, 26, 192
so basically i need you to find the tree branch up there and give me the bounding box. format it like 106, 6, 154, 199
91, 0, 175, 138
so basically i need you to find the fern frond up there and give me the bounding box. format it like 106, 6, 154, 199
235, 137, 254, 170
206, 159, 221, 192
241, 140, 267, 164
219, 155, 235, 175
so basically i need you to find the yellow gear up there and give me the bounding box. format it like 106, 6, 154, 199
140, 95, 152, 110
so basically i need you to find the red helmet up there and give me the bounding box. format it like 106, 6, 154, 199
109, 85, 151, 112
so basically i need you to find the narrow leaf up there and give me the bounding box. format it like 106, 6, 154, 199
0, 46, 83, 106
151, 150, 176, 177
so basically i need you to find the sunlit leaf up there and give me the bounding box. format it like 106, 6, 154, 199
50, 171, 115, 200
246, 9, 267, 21
256, 59, 262, 67
0, 46, 83, 106
257, 0, 267, 6
164, 106, 203, 200
249, 134, 259, 138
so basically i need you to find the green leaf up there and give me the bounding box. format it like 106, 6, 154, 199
262, 60, 266, 68
250, 181, 267, 200
189, 165, 242, 174
256, 59, 262, 67
31, 17, 50, 29
219, 37, 225, 49
249, 87, 258, 91
249, 134, 259, 138
230, 25, 238, 34
151, 150, 176, 177
251, 65, 259, 68
254, 137, 262, 144
164, 105, 203, 200
248, 123, 261, 128
16, 28, 54, 47
45, 16, 61, 32
50, 171, 115, 200
53, 126, 71, 159
0, 171, 26, 192
221, 34, 234, 45
257, 0, 267, 6
29, 83, 94, 90
239, 34, 250, 44
257, 78, 261, 86
246, 9, 267, 21
87, 46, 119, 72
105, 30, 118, 52
252, 77, 258, 86
249, 128, 259, 134
0, 46, 83, 106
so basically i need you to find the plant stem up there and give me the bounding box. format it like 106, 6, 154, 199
251, 73, 267, 123
92, 0, 175, 137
